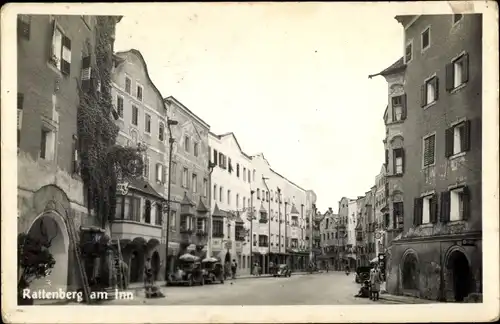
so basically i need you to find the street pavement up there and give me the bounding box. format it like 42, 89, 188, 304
107, 271, 434, 305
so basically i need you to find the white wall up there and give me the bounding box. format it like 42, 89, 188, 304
347, 200, 357, 247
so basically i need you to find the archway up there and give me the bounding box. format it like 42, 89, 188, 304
129, 251, 141, 283
401, 251, 419, 291
27, 213, 69, 292
151, 251, 160, 281
446, 250, 472, 302
225, 251, 231, 263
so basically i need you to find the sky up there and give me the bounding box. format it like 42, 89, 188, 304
113, 3, 404, 213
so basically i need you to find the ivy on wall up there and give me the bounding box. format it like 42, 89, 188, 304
77, 16, 144, 228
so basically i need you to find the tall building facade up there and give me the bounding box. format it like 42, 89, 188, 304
347, 198, 358, 269
17, 15, 121, 295
208, 132, 253, 274
318, 208, 337, 269
163, 96, 211, 272
374, 165, 388, 257
387, 14, 482, 301
110, 49, 169, 283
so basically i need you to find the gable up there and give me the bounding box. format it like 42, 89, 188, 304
180, 119, 203, 142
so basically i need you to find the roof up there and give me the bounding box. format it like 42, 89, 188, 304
180, 192, 195, 206
113, 49, 167, 112
212, 203, 226, 218
368, 57, 406, 79
209, 131, 252, 159
196, 198, 209, 213
259, 202, 267, 214
164, 96, 210, 129
128, 178, 165, 201
290, 204, 299, 215
270, 168, 306, 192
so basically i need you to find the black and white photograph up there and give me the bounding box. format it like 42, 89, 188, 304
2, 2, 499, 323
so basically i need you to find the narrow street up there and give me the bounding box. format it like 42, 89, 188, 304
108, 272, 429, 305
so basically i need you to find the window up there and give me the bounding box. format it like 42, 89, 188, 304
184, 136, 190, 152
158, 122, 164, 141
132, 105, 138, 126
116, 95, 124, 118
191, 173, 198, 193
453, 14, 463, 24
213, 218, 224, 238
421, 27, 430, 50
143, 156, 150, 179
213, 184, 217, 200
144, 200, 152, 224
213, 149, 218, 165
446, 120, 470, 157
266, 191, 269, 202
413, 195, 437, 226
421, 76, 438, 106
40, 129, 49, 159
443, 186, 470, 222
446, 53, 469, 91
236, 164, 240, 177
227, 190, 231, 205
385, 149, 389, 168
194, 142, 199, 157
393, 148, 404, 175
155, 163, 163, 183
136, 84, 143, 101
125, 76, 131, 94
253, 170, 256, 181
171, 162, 177, 184
170, 210, 177, 229
17, 15, 31, 39
144, 113, 151, 133
405, 41, 413, 63
124, 196, 141, 222
18, 93, 24, 149
423, 134, 436, 167
219, 187, 223, 202
203, 178, 208, 197
236, 194, 240, 209
391, 94, 406, 121
182, 168, 189, 188
243, 167, 246, 181
393, 202, 404, 229
50, 22, 71, 75
257, 189, 260, 199
155, 204, 162, 226
248, 170, 251, 183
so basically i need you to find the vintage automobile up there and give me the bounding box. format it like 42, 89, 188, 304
201, 257, 225, 284
355, 266, 372, 284
166, 253, 205, 286
274, 264, 292, 277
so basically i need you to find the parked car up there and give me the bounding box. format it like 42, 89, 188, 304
355, 266, 372, 284
167, 254, 205, 286
274, 264, 292, 277
201, 257, 224, 284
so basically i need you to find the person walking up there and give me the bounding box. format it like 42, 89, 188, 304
370, 264, 382, 301
231, 259, 237, 279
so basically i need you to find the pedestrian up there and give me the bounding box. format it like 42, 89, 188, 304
326, 262, 329, 273
253, 262, 259, 276
144, 257, 153, 289
370, 264, 382, 301
354, 280, 371, 298
231, 259, 237, 279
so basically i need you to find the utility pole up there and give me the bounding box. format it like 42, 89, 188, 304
249, 190, 255, 271
163, 119, 178, 283
206, 162, 216, 258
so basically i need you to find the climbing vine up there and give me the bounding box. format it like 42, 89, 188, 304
77, 16, 144, 228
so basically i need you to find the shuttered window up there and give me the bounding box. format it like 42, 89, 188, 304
446, 53, 469, 91
423, 134, 435, 167
421, 77, 439, 107
213, 149, 218, 165
81, 55, 92, 92
445, 120, 471, 157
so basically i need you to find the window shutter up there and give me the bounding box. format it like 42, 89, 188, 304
462, 119, 471, 152
462, 186, 470, 220
162, 165, 167, 184
440, 191, 451, 222
434, 77, 439, 101
81, 55, 92, 92
413, 198, 419, 226
420, 84, 426, 107
462, 53, 469, 84
401, 93, 407, 120
214, 149, 218, 165
429, 195, 438, 223
445, 63, 454, 91
49, 19, 57, 61
445, 127, 454, 157
61, 35, 72, 75
401, 148, 405, 174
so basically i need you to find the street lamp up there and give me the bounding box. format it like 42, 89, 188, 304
164, 119, 178, 282
206, 161, 216, 258
262, 176, 270, 273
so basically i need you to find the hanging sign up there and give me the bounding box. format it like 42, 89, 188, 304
117, 182, 129, 195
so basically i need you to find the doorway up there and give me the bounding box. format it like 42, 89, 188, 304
447, 250, 472, 302
401, 252, 419, 291
129, 251, 140, 283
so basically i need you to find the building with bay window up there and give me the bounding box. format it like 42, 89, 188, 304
385, 14, 482, 301
110, 49, 169, 283
163, 96, 211, 273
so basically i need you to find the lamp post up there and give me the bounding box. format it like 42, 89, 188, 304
164, 119, 178, 282
206, 162, 216, 258
262, 176, 270, 273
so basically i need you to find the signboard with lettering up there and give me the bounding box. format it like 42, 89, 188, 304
117, 182, 129, 195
